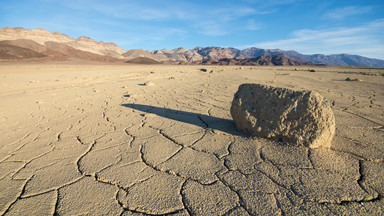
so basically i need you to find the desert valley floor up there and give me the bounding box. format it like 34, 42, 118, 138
0, 63, 383, 215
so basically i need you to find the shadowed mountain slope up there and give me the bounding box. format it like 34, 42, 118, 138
192, 55, 320, 66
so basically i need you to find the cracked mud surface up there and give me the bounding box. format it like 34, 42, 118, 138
1, 64, 383, 215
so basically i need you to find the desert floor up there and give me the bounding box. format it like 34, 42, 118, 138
0, 63, 383, 215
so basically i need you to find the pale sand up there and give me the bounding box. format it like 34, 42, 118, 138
0, 64, 383, 215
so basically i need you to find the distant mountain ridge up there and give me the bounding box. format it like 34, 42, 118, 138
1, 27, 384, 66
128, 47, 384, 67
191, 55, 319, 66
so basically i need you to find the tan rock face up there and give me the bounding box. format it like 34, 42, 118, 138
0, 27, 125, 59
230, 84, 335, 148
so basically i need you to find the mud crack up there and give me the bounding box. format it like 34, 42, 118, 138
76, 141, 96, 176
215, 174, 253, 216
139, 144, 218, 186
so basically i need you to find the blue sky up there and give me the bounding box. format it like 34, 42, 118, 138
1, 0, 384, 59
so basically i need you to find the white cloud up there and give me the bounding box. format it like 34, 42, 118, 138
324, 6, 373, 19
245, 19, 384, 59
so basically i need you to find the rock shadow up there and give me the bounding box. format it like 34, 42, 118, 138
122, 103, 247, 136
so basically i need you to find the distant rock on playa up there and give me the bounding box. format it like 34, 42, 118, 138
144, 81, 155, 86
230, 84, 335, 148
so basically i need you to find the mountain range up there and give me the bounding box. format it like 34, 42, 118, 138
1, 27, 384, 67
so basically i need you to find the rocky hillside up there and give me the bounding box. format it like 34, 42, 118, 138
0, 42, 47, 59
0, 39, 121, 62
0, 27, 125, 59
126, 57, 160, 64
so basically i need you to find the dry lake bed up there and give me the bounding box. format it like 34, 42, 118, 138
0, 64, 383, 215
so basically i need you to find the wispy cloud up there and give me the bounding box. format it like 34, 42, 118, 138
189, 6, 259, 36
56, 0, 180, 21
193, 21, 229, 36
51, 0, 260, 37
111, 28, 187, 48
324, 5, 374, 19
209, 6, 257, 21
245, 19, 262, 31
241, 0, 299, 7
245, 19, 384, 59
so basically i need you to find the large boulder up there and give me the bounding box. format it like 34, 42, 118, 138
230, 84, 335, 148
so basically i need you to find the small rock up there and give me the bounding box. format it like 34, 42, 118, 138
144, 81, 155, 86
230, 84, 336, 148
345, 77, 362, 82
309, 69, 316, 72
200, 69, 207, 72
143, 113, 156, 118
